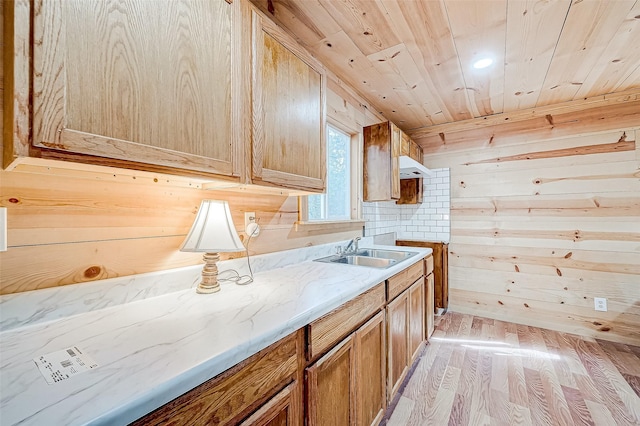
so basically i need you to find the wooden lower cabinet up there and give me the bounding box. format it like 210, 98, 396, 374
409, 279, 425, 362
131, 330, 302, 426
306, 311, 386, 426
239, 382, 299, 426
306, 334, 355, 426
386, 291, 409, 402
354, 312, 386, 426
132, 262, 431, 426
426, 273, 435, 339
387, 278, 426, 403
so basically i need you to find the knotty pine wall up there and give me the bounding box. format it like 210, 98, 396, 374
0, 19, 381, 296
414, 100, 640, 345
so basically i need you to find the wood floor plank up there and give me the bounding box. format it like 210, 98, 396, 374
405, 355, 450, 424
468, 350, 493, 417
450, 347, 479, 425
507, 350, 530, 407
584, 400, 618, 426
573, 373, 606, 404
423, 367, 460, 424
490, 348, 509, 393
562, 384, 596, 426
488, 389, 511, 424
384, 312, 640, 426
573, 338, 640, 425
509, 403, 533, 426
386, 396, 414, 426
523, 367, 554, 425
597, 339, 640, 376
622, 373, 640, 398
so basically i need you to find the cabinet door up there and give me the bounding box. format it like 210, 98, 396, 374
386, 292, 409, 402
251, 9, 326, 192
400, 132, 411, 157
33, 0, 240, 177
240, 382, 300, 426
390, 124, 401, 199
363, 122, 400, 201
397, 178, 423, 205
354, 311, 386, 426
426, 274, 435, 339
409, 279, 425, 363
306, 335, 355, 426
410, 140, 423, 163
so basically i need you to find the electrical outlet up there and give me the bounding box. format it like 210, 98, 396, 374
244, 212, 256, 230
594, 297, 607, 312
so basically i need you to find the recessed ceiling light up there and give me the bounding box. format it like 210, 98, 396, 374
473, 58, 493, 69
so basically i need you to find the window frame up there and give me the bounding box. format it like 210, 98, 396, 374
297, 119, 364, 230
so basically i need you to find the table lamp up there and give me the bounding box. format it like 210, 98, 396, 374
180, 200, 245, 294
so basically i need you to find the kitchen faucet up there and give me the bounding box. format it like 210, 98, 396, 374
343, 237, 361, 254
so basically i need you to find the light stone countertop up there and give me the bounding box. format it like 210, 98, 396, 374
0, 241, 431, 426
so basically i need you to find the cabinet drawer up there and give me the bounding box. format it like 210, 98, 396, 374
406, 261, 423, 286
308, 283, 385, 361
425, 255, 434, 276
132, 331, 300, 426
387, 261, 423, 302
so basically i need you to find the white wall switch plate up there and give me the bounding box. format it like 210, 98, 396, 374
0, 207, 7, 252
594, 297, 607, 312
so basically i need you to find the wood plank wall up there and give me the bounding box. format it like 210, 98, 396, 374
0, 21, 381, 296
414, 100, 640, 345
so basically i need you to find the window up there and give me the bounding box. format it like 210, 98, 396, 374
308, 125, 355, 221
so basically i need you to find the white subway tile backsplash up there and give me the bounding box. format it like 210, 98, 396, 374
363, 168, 450, 242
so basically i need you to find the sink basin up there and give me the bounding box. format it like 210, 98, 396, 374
314, 248, 418, 269
354, 249, 418, 261
331, 255, 395, 268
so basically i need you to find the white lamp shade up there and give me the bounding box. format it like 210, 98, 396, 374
180, 200, 245, 252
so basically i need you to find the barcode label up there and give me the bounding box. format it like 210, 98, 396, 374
34, 346, 99, 385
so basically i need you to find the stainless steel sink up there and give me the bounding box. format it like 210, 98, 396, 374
314, 248, 418, 269
354, 249, 417, 261
331, 255, 395, 268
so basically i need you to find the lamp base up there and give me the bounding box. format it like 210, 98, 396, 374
196, 252, 221, 294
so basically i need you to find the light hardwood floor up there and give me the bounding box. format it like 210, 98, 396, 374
384, 312, 640, 425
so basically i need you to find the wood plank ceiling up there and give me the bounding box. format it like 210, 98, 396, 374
250, 0, 640, 133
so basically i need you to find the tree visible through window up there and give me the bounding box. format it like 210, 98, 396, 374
308, 125, 351, 221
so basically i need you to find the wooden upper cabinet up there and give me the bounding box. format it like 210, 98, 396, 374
250, 8, 326, 192
32, 0, 242, 178
400, 132, 411, 157
410, 140, 423, 164
363, 121, 401, 201
399, 131, 422, 163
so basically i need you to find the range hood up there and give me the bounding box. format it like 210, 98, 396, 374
399, 155, 433, 179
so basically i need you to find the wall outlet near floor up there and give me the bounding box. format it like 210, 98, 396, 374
594, 297, 607, 312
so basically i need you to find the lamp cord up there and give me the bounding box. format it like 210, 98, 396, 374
217, 220, 259, 286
